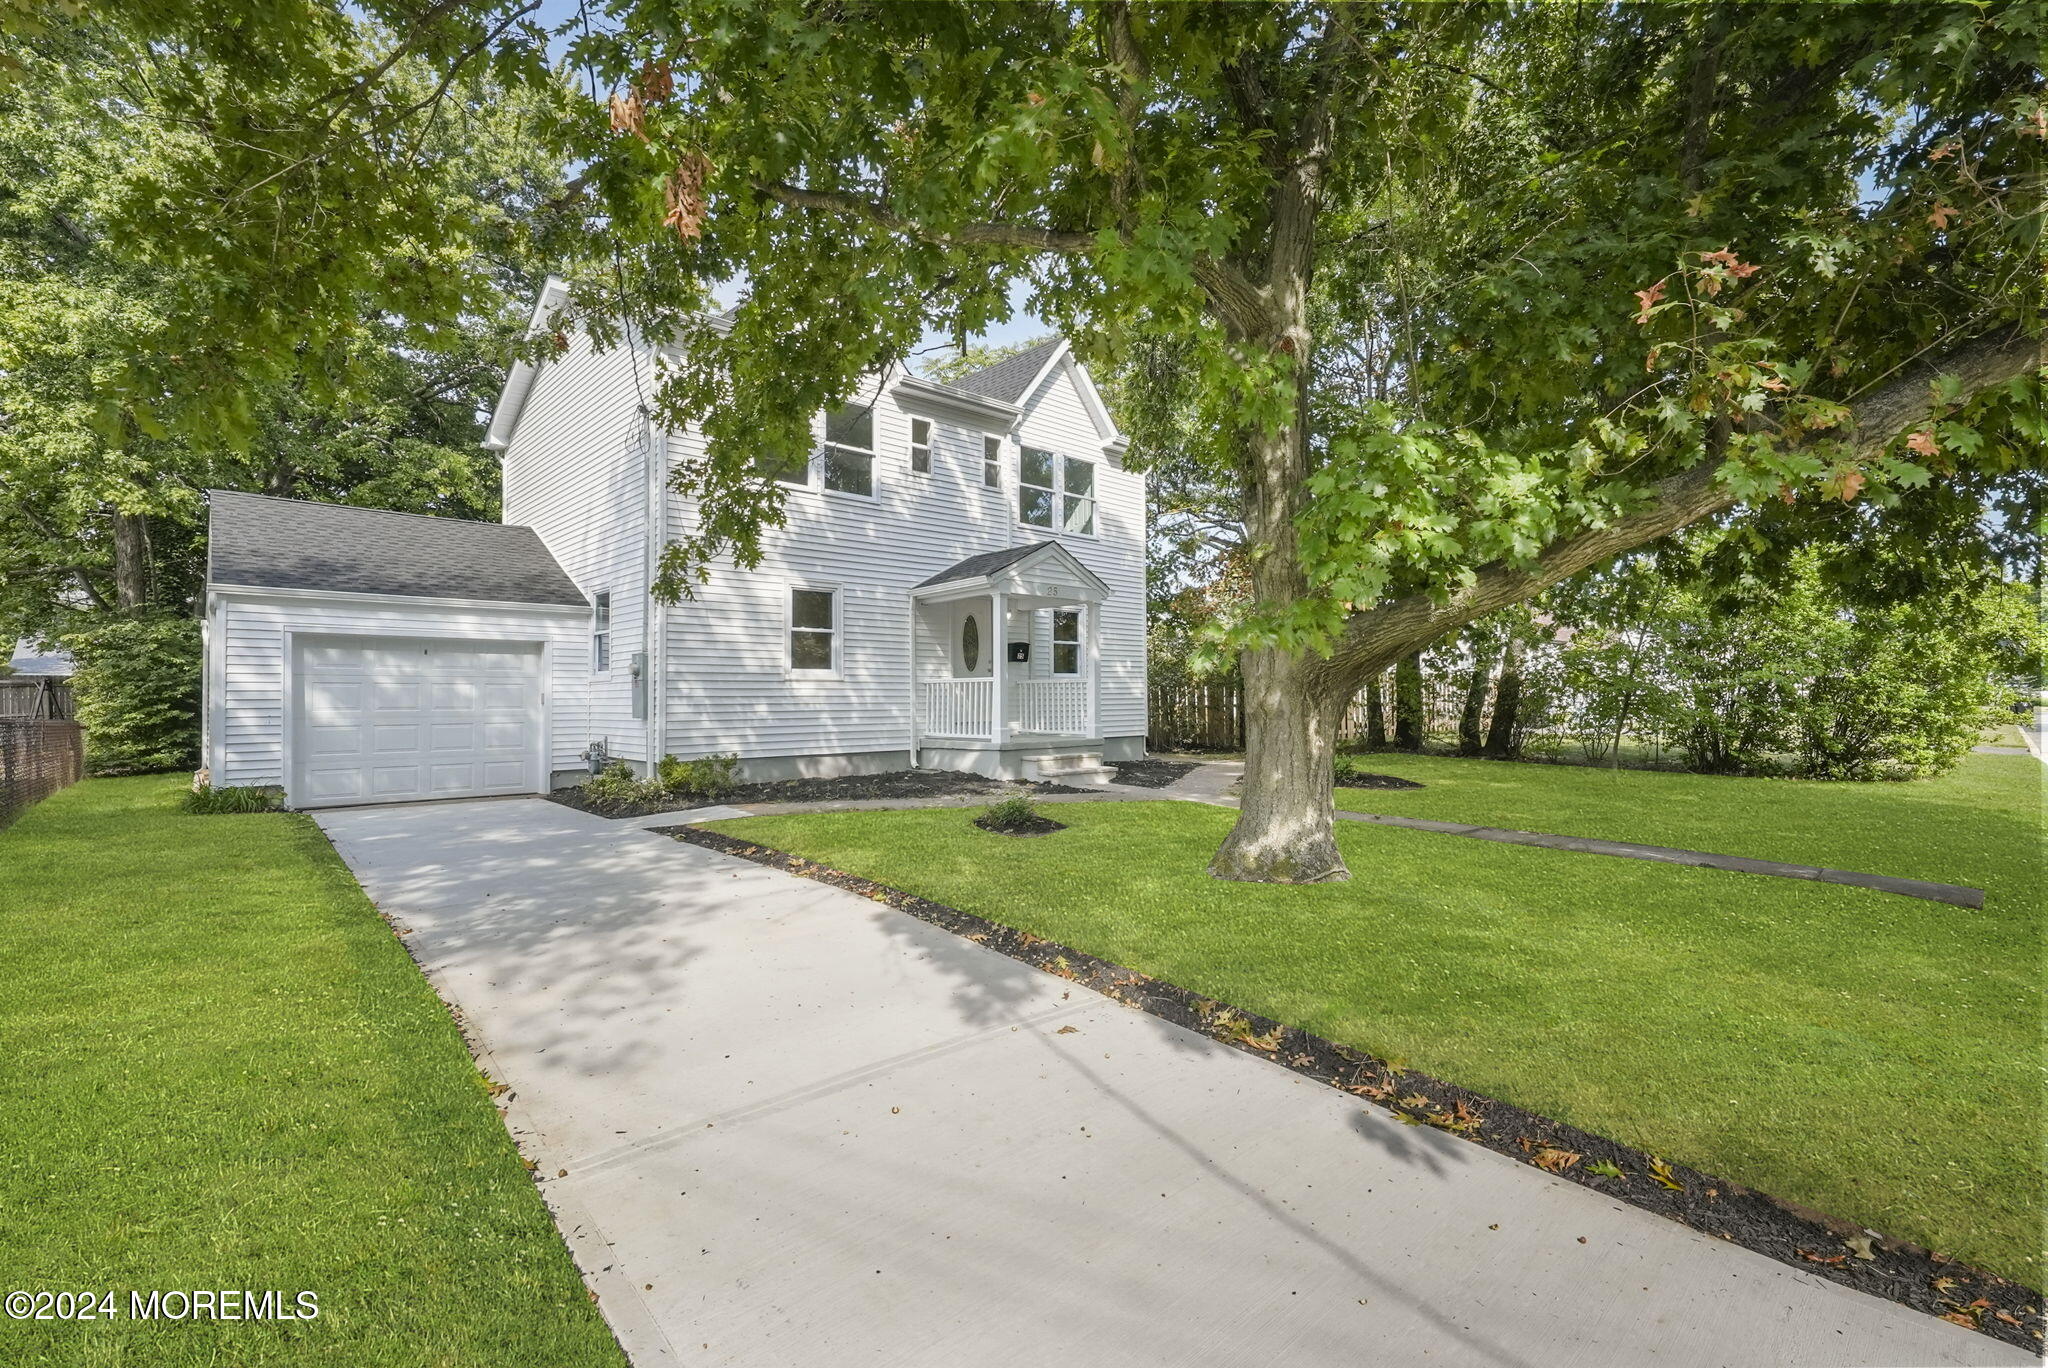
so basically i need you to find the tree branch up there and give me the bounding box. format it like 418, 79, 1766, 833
750, 180, 1094, 253
1320, 326, 2042, 687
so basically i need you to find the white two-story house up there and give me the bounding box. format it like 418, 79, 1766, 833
199, 281, 1148, 808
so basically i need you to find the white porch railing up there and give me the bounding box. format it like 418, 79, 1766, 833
1012, 678, 1090, 736
919, 677, 996, 740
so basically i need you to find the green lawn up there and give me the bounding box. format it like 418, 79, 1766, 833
1333, 750, 2041, 910
710, 756, 2045, 1285
0, 777, 624, 1367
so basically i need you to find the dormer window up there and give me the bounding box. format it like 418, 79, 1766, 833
822, 404, 876, 497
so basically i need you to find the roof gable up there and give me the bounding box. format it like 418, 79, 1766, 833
206, 491, 587, 608
942, 339, 1065, 405
914, 540, 1111, 602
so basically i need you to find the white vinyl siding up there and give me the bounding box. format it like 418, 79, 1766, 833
655, 357, 1147, 766
498, 325, 651, 760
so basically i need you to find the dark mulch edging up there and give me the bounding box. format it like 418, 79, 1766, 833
972, 811, 1068, 837
1334, 771, 1426, 790
660, 822, 2041, 1350
548, 768, 1087, 819
1108, 759, 1201, 788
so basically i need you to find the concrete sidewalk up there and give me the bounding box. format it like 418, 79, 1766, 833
316, 796, 2024, 1368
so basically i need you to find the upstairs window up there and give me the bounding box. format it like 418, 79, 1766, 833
982, 434, 1002, 488
909, 417, 932, 475
822, 404, 875, 497
789, 587, 837, 673
1052, 609, 1081, 675
1061, 457, 1096, 534
592, 591, 612, 673
753, 447, 809, 487
1019, 447, 1055, 527
1019, 448, 1095, 535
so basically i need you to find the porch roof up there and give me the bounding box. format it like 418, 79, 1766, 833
912, 541, 1111, 604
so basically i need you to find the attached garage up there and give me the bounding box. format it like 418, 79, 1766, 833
202, 491, 593, 809
292, 637, 543, 806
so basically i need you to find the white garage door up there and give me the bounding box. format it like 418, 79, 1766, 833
292, 637, 542, 808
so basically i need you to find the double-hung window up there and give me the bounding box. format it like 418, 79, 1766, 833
982, 435, 1002, 488
753, 447, 809, 487
822, 404, 876, 496
591, 590, 612, 673
789, 587, 837, 674
909, 418, 932, 475
1019, 448, 1096, 535
1052, 609, 1081, 675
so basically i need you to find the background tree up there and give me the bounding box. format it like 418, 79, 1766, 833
0, 9, 581, 767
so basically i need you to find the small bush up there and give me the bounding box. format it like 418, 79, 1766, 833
657, 751, 740, 801
62, 614, 201, 776
983, 793, 1038, 827
582, 761, 656, 809
184, 783, 285, 815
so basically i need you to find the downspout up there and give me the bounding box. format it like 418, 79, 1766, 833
642, 396, 664, 769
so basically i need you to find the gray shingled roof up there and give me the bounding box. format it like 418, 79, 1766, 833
915, 541, 1060, 589
941, 338, 1062, 404
207, 491, 587, 607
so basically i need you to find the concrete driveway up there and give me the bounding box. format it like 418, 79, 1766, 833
315, 796, 2025, 1368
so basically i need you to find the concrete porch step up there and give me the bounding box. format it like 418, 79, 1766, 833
1024, 752, 1115, 786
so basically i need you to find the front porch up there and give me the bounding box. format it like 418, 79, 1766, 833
909, 541, 1113, 784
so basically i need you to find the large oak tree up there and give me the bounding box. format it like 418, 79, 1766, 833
35, 2, 2044, 879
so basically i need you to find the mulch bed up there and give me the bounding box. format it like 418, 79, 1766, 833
659, 822, 2042, 1351
972, 810, 1068, 837
1334, 770, 1426, 790
548, 768, 1086, 819
1107, 758, 1201, 788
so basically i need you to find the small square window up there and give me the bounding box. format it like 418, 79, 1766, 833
982, 435, 1002, 488
910, 417, 932, 475
823, 447, 873, 496
790, 588, 836, 673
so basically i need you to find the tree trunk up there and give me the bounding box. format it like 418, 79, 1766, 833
1392, 650, 1424, 750
1457, 638, 1494, 755
1482, 635, 1523, 759
1364, 675, 1388, 749
1210, 313, 1346, 882
111, 509, 150, 612
1212, 643, 1347, 883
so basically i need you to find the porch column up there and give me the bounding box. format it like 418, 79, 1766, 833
1085, 600, 1101, 739
989, 590, 1007, 744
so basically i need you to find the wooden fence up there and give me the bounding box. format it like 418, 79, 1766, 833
0, 676, 73, 719
1147, 682, 1245, 752
0, 718, 84, 831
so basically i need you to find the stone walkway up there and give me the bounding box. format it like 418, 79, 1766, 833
645, 758, 1984, 907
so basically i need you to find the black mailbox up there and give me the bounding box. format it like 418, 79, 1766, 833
1007, 641, 1030, 663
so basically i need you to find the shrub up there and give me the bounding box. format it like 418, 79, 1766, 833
184, 782, 285, 815
582, 760, 655, 809
657, 751, 740, 800
982, 793, 1038, 827
62, 614, 201, 776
